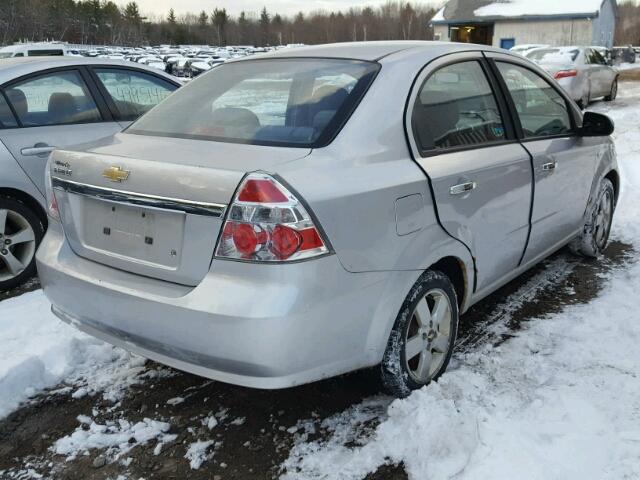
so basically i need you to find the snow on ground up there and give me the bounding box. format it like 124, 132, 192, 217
53, 416, 177, 462
0, 290, 163, 419
281, 85, 640, 479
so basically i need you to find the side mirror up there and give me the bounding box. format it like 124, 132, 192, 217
579, 111, 614, 137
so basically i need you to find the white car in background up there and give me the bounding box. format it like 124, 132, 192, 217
526, 46, 618, 107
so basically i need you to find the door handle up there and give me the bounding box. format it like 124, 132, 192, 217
21, 145, 55, 157
449, 182, 477, 195
541, 161, 557, 172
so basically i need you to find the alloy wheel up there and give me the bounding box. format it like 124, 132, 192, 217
404, 288, 453, 383
0, 209, 37, 282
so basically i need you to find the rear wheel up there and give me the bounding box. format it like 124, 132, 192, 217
569, 178, 615, 258
0, 197, 44, 291
380, 270, 458, 398
605, 79, 618, 101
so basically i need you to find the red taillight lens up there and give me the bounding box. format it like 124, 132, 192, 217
271, 225, 302, 259
215, 173, 330, 262
232, 223, 260, 256
44, 159, 60, 221
554, 69, 578, 80
48, 194, 60, 220
237, 179, 288, 203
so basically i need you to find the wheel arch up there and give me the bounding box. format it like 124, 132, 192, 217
429, 256, 469, 311
604, 169, 620, 206
0, 187, 48, 229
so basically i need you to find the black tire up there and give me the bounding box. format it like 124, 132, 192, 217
604, 79, 618, 102
380, 270, 459, 398
0, 196, 45, 291
569, 178, 615, 258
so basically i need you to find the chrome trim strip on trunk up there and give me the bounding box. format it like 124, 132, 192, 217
52, 178, 227, 218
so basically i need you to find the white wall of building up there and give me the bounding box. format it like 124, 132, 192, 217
493, 19, 593, 48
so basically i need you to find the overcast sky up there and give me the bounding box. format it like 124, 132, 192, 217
126, 0, 441, 18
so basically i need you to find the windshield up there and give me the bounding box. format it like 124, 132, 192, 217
128, 58, 379, 148
526, 48, 579, 64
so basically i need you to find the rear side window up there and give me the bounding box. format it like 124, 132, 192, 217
0, 93, 18, 128
495, 63, 572, 138
4, 70, 102, 127
94, 68, 177, 121
412, 61, 506, 152
128, 58, 379, 148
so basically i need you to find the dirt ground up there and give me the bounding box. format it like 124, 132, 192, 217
0, 241, 634, 480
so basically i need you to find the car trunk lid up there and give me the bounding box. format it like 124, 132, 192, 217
51, 133, 311, 285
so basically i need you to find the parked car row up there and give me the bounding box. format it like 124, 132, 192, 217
0, 42, 307, 78
27, 42, 618, 398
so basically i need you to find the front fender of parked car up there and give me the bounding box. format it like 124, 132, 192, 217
583, 137, 619, 215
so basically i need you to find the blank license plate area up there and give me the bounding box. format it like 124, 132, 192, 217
82, 198, 185, 269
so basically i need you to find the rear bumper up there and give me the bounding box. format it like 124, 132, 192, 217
37, 221, 412, 389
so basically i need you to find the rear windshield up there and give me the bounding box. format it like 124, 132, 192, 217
127, 58, 379, 148
526, 48, 579, 64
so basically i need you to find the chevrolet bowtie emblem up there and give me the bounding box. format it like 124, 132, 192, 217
103, 166, 130, 183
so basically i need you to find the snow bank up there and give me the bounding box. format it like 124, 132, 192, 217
0, 291, 149, 418
281, 85, 640, 479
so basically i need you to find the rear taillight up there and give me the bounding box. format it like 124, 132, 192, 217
215, 173, 330, 262
44, 158, 60, 221
554, 69, 578, 80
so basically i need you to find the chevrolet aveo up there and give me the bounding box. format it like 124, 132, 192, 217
37, 42, 618, 398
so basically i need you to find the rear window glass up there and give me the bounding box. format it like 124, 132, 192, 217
526, 48, 579, 64
127, 58, 379, 148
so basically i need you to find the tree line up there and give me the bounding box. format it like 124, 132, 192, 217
1, 0, 639, 49
0, 0, 436, 47
616, 1, 640, 45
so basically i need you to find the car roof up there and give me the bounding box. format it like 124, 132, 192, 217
0, 56, 178, 85
250, 41, 511, 62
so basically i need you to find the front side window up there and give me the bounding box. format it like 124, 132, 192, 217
128, 58, 379, 148
496, 62, 572, 138
412, 61, 506, 152
4, 70, 102, 127
94, 68, 177, 121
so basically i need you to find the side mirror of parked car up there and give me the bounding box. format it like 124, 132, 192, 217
579, 111, 615, 137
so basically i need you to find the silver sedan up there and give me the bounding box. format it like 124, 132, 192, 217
0, 57, 180, 290
37, 42, 618, 397
526, 46, 619, 107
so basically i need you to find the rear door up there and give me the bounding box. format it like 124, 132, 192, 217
487, 53, 600, 264
589, 49, 616, 97
406, 52, 533, 292
0, 68, 121, 195
87, 66, 178, 129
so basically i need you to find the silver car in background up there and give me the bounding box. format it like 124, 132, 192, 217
0, 57, 179, 290
526, 46, 619, 107
37, 42, 618, 397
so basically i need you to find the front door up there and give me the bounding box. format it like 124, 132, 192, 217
0, 69, 121, 194
407, 54, 533, 291
490, 57, 600, 264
